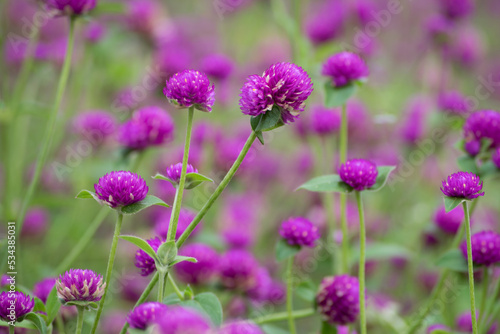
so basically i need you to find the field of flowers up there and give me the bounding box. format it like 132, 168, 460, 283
1, 0, 500, 333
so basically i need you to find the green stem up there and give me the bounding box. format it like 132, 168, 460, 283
119, 272, 159, 334
91, 212, 124, 334
339, 103, 349, 273
55, 313, 65, 334
463, 201, 478, 334
16, 17, 77, 234
158, 270, 167, 302
168, 274, 184, 300
478, 267, 489, 328
355, 191, 367, 334
167, 106, 194, 242
176, 131, 257, 248
286, 256, 297, 334
481, 270, 500, 334
76, 307, 84, 334
8, 325, 14, 334
253, 308, 315, 325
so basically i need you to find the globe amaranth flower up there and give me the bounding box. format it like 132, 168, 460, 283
245, 267, 272, 302
94, 170, 149, 208
440, 171, 484, 199
56, 269, 105, 303
460, 231, 500, 266
118, 106, 174, 150
163, 70, 215, 112
44, 0, 96, 15
279, 217, 320, 247
218, 321, 263, 334
311, 105, 341, 135
0, 291, 34, 322
339, 159, 378, 191
433, 205, 464, 235
33, 278, 56, 303
165, 163, 198, 184
239, 62, 313, 124
426, 324, 450, 333
174, 243, 219, 285
438, 91, 469, 115
127, 302, 167, 330
218, 250, 259, 291
493, 148, 500, 169
73, 110, 116, 142
305, 1, 344, 45
456, 311, 497, 334
154, 306, 211, 334
463, 110, 500, 156
316, 275, 360, 325
135, 237, 163, 276
200, 54, 234, 80
84, 21, 106, 44
21, 207, 48, 236
322, 52, 369, 87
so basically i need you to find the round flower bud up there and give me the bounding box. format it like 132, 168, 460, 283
339, 159, 378, 191
174, 243, 219, 285
44, 0, 96, 16
279, 217, 320, 247
460, 231, 500, 266
0, 291, 34, 322
22, 207, 48, 237
33, 278, 56, 303
310, 105, 341, 135
322, 52, 369, 87
438, 91, 469, 115
218, 250, 259, 291
154, 306, 211, 334
200, 54, 234, 80
94, 171, 149, 208
218, 321, 263, 334
433, 205, 464, 235
56, 269, 105, 303
127, 302, 167, 330
463, 110, 500, 156
135, 237, 162, 276
440, 171, 484, 199
316, 275, 360, 325
163, 70, 215, 112
165, 163, 198, 184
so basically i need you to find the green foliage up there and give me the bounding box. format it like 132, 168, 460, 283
275, 238, 301, 262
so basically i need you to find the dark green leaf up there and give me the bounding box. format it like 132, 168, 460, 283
119, 235, 159, 262
63, 300, 98, 309
255, 131, 264, 145
250, 114, 263, 132
170, 255, 198, 266
90, 2, 127, 16
436, 249, 468, 272
45, 287, 61, 325
75, 189, 101, 202
152, 173, 172, 182
251, 106, 282, 132
23, 312, 48, 334
194, 292, 223, 326
296, 174, 353, 193
163, 293, 181, 305
185, 172, 214, 190
34, 297, 46, 314
296, 280, 317, 302
0, 320, 36, 329
324, 81, 356, 108
121, 195, 169, 215
444, 197, 465, 213
276, 238, 301, 262
157, 241, 177, 266
321, 320, 338, 334
261, 324, 289, 334
457, 156, 478, 174
366, 166, 396, 192
183, 285, 194, 300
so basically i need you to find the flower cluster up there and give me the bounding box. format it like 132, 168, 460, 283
459, 231, 500, 266
94, 171, 149, 208
174, 243, 219, 285
440, 171, 484, 199
164, 70, 215, 112
279, 217, 320, 247
165, 163, 198, 183
339, 159, 378, 191
316, 275, 360, 325
127, 302, 167, 330
0, 291, 34, 322
463, 110, 500, 156
56, 269, 105, 303
322, 52, 369, 87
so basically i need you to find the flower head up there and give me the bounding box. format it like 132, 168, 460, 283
165, 163, 198, 184
456, 311, 496, 334
22, 207, 48, 236
316, 275, 360, 325
0, 291, 34, 322
154, 306, 211, 334
339, 159, 378, 191
438, 91, 469, 115
200, 54, 234, 80
463, 110, 500, 156
163, 70, 215, 112
135, 237, 162, 276
460, 231, 500, 266
94, 171, 148, 208
239, 62, 313, 124
44, 0, 96, 15
439, 0, 474, 20
218, 321, 263, 334
127, 302, 167, 330
433, 205, 464, 235
174, 243, 219, 285
440, 171, 484, 199
322, 52, 369, 87
218, 250, 259, 290
73, 110, 116, 142
311, 105, 341, 135
279, 217, 320, 247
33, 278, 56, 303
305, 1, 344, 45
56, 269, 105, 303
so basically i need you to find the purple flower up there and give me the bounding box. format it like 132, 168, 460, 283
305, 1, 344, 45
492, 148, 500, 169
440, 171, 484, 199
426, 324, 451, 333
154, 207, 200, 240
218, 250, 259, 290
21, 207, 48, 236
311, 105, 341, 135
439, 0, 474, 20
163, 70, 215, 112
165, 163, 198, 184
399, 96, 431, 144
239, 62, 313, 124
460, 231, 500, 266
44, 0, 96, 15
135, 237, 162, 276
279, 217, 320, 247
0, 291, 34, 322
426, 15, 453, 44
33, 278, 56, 303
73, 110, 116, 143
433, 205, 464, 235
94, 171, 149, 208
338, 326, 357, 334
456, 311, 496, 334
339, 159, 378, 191
127, 302, 167, 330
84, 21, 106, 43
200, 54, 234, 80
56, 269, 105, 303
438, 91, 469, 115
322, 52, 369, 87
316, 275, 360, 325
218, 321, 263, 334
154, 306, 211, 334
118, 106, 174, 150
463, 110, 500, 156
174, 243, 219, 285
245, 267, 272, 302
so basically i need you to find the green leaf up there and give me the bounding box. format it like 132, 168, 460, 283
321, 320, 338, 334
45, 287, 61, 325
261, 324, 290, 334
275, 239, 301, 262
255, 131, 265, 145
183, 285, 194, 300
34, 297, 47, 314
436, 249, 468, 272
444, 197, 465, 213
185, 172, 214, 190
250, 106, 283, 132
157, 241, 177, 266
119, 235, 159, 262
23, 312, 48, 334
296, 174, 353, 193
63, 300, 98, 309
194, 292, 223, 326
120, 195, 169, 215
163, 293, 181, 305
430, 330, 452, 334
75, 189, 101, 202
295, 280, 317, 302
0, 320, 37, 329
454, 139, 465, 152
324, 81, 357, 108
366, 166, 396, 192
457, 156, 478, 174
170, 255, 198, 266
479, 160, 498, 178
152, 173, 171, 182
90, 2, 127, 16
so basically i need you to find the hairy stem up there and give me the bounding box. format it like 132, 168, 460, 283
463, 201, 478, 334
355, 191, 367, 334
286, 256, 297, 334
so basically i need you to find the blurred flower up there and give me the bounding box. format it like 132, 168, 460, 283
100, 311, 128, 334
21, 207, 48, 237
165, 163, 198, 184
339, 159, 378, 191
425, 14, 453, 45
218, 321, 263, 334
433, 205, 464, 235
450, 26, 485, 68
84, 21, 106, 43
154, 306, 211, 334
492, 148, 500, 168
200, 54, 234, 80
135, 237, 162, 276
279, 217, 320, 247
239, 62, 313, 124
456, 311, 496, 334
463, 110, 500, 156
192, 121, 219, 146
218, 250, 259, 290
439, 0, 474, 20
322, 52, 369, 87
0, 291, 34, 322
154, 207, 200, 240
305, 1, 344, 45
440, 171, 484, 199
399, 96, 431, 144
94, 171, 149, 207
460, 231, 500, 266
163, 70, 215, 112
426, 324, 450, 333
245, 267, 272, 302
316, 275, 360, 325
73, 110, 117, 143
338, 326, 357, 334
127, 302, 167, 330
438, 91, 469, 115
33, 278, 56, 303
310, 105, 341, 136
155, 45, 193, 79
44, 0, 96, 15
56, 269, 105, 303
125, 0, 163, 36
174, 243, 219, 285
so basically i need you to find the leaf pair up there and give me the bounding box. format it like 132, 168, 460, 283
250, 106, 284, 144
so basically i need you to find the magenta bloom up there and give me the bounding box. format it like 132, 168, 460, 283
84, 21, 106, 43
73, 110, 116, 142
456, 311, 496, 334
439, 0, 474, 20
239, 62, 313, 124
163, 70, 215, 112
426, 324, 450, 333
311, 105, 341, 135
492, 148, 500, 168
127, 302, 167, 330
94, 171, 148, 208
0, 291, 34, 322
56, 269, 105, 303
463, 110, 500, 156
33, 278, 56, 303
339, 159, 378, 191
305, 1, 344, 45
279, 217, 320, 247
22, 207, 48, 236
316, 275, 360, 325
135, 237, 162, 276
218, 250, 259, 290
440, 171, 484, 199
460, 231, 500, 266
438, 91, 469, 115
118, 106, 174, 150
322, 52, 369, 87
433, 205, 464, 235
165, 163, 198, 183
155, 306, 211, 334
218, 321, 263, 334
44, 0, 96, 15
174, 243, 219, 285
200, 54, 234, 80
